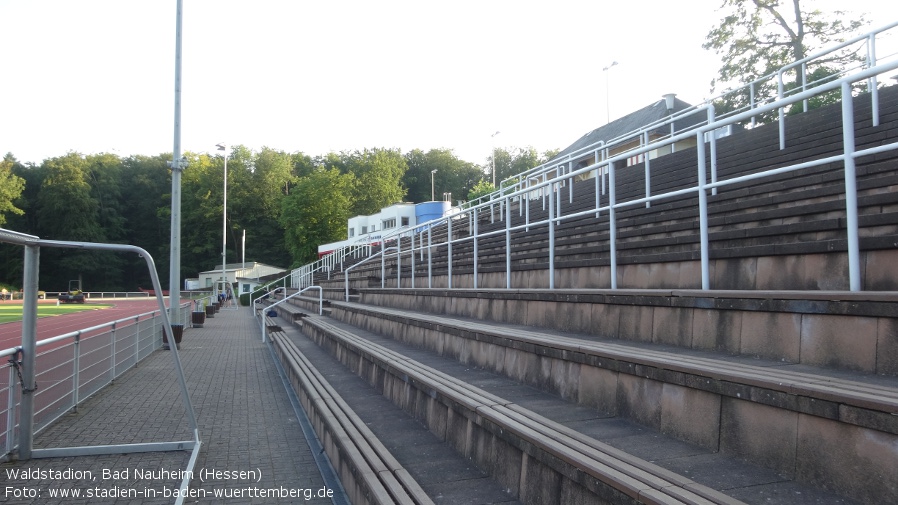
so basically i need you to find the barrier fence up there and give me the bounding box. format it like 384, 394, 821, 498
293, 23, 898, 294
372, 33, 898, 293
1, 303, 191, 460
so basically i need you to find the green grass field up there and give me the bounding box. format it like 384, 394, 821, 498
0, 303, 111, 324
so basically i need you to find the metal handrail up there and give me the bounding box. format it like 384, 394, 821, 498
371, 57, 898, 293
344, 249, 393, 301
0, 228, 200, 482
470, 22, 898, 209
288, 243, 372, 290
257, 286, 323, 343
1, 303, 191, 458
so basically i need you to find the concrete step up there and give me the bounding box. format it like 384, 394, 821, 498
285, 312, 868, 505
271, 319, 522, 505
321, 299, 898, 504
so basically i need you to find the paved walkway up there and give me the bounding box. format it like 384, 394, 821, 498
1, 307, 343, 504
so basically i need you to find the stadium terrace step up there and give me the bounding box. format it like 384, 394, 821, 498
297, 316, 753, 505
271, 310, 877, 504
270, 325, 435, 505
315, 298, 898, 503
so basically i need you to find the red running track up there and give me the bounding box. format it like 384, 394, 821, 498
0, 299, 184, 351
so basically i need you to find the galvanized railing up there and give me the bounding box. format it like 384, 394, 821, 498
254, 286, 323, 342
375, 56, 898, 293
1, 303, 191, 461
475, 21, 898, 208
291, 243, 373, 289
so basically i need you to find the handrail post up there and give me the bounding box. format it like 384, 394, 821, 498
595, 151, 601, 218
18, 243, 39, 460
473, 209, 479, 289
548, 183, 555, 290
644, 131, 651, 208
72, 332, 81, 412
868, 33, 879, 127
708, 105, 718, 196
778, 70, 786, 150
697, 132, 711, 290
6, 363, 17, 455
505, 196, 512, 289
608, 160, 618, 289
110, 321, 117, 382
447, 217, 453, 289
842, 81, 861, 291
428, 227, 433, 289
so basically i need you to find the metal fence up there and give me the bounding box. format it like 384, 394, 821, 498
293, 24, 898, 295
374, 46, 898, 293
1, 304, 190, 460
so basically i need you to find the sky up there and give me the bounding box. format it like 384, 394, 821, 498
1, 0, 895, 167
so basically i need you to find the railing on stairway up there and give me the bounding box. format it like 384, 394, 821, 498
290, 243, 373, 290
254, 286, 323, 342
287, 23, 898, 295
370, 23, 898, 293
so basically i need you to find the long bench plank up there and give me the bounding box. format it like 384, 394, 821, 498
271, 329, 435, 505
304, 316, 748, 505
335, 302, 898, 429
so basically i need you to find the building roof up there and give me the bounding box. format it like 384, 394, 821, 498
551, 96, 703, 163
199, 262, 286, 275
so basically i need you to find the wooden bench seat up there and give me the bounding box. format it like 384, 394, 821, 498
335, 302, 898, 435
270, 328, 434, 505
303, 317, 747, 505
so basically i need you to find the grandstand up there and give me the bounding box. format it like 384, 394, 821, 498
259, 24, 898, 505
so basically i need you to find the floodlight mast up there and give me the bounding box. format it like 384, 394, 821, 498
168, 0, 186, 322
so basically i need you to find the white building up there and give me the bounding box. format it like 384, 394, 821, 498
318, 201, 454, 256
198, 261, 287, 295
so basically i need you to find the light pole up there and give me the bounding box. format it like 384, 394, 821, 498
168, 0, 186, 323
431, 170, 437, 201
491, 131, 500, 187
603, 61, 618, 124
216, 143, 228, 306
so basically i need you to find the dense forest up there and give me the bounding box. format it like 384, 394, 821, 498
0, 146, 556, 292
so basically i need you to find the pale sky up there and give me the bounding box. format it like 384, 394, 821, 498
1, 0, 895, 167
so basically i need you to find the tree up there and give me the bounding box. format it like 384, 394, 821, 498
0, 153, 25, 227
344, 148, 408, 215
467, 180, 496, 202
237, 147, 295, 268
35, 153, 109, 290
704, 0, 867, 118
280, 167, 354, 266
403, 149, 483, 204
488, 147, 560, 190
119, 154, 172, 287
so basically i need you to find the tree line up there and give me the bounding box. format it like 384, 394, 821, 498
0, 146, 556, 292
0, 1, 867, 292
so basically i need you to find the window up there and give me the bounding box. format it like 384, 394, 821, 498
205, 278, 212, 287
348, 228, 355, 238
242, 283, 250, 293
362, 226, 368, 234
383, 218, 396, 229
401, 217, 409, 226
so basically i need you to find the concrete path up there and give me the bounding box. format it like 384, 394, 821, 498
1, 307, 344, 504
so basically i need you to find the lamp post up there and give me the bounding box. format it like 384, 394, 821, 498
603, 61, 618, 124
431, 170, 437, 201
491, 131, 500, 187
216, 143, 228, 306
168, 0, 186, 324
